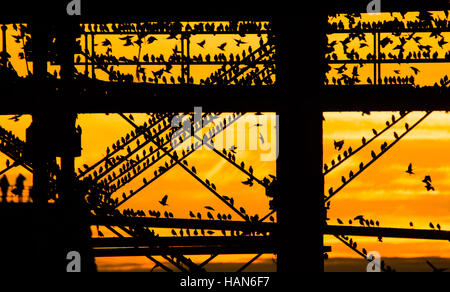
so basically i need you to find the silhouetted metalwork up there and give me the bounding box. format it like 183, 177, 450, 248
320, 2, 450, 272
0, 13, 279, 273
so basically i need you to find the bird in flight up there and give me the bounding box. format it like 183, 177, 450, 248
159, 194, 169, 206
9, 115, 21, 122
424, 181, 435, 192
406, 163, 414, 175
204, 206, 215, 211
334, 140, 344, 151
147, 36, 157, 44
242, 178, 254, 187
218, 42, 227, 51
423, 175, 432, 184
410, 66, 420, 75
197, 40, 206, 48
234, 39, 247, 47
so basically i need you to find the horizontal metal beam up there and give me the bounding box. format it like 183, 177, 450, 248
90, 236, 275, 248
0, 79, 280, 114
89, 216, 277, 232
325, 225, 450, 241
319, 86, 450, 111
0, 1, 276, 22
324, 0, 449, 13
92, 246, 277, 257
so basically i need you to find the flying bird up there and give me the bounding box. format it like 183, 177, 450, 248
410, 66, 420, 75
234, 39, 247, 47
406, 163, 414, 175
334, 140, 344, 151
159, 194, 169, 206
197, 40, 206, 48
218, 42, 227, 51
147, 36, 157, 44
425, 181, 435, 192
242, 178, 254, 187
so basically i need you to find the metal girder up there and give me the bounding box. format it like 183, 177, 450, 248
93, 246, 277, 257
319, 86, 450, 111
326, 225, 450, 241
89, 216, 277, 233
0, 79, 280, 114
90, 236, 275, 248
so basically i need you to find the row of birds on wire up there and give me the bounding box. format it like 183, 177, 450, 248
71, 111, 276, 246
332, 233, 448, 272
80, 21, 272, 36
327, 11, 450, 32
325, 112, 446, 270
83, 112, 265, 209
0, 126, 25, 159
123, 193, 275, 223
327, 48, 450, 63
325, 72, 417, 86
332, 234, 396, 272
80, 37, 268, 65
76, 36, 274, 86
325, 112, 408, 172
335, 214, 443, 232
326, 113, 435, 198
327, 30, 449, 59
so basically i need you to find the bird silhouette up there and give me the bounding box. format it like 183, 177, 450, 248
197, 40, 206, 48
147, 36, 157, 44
242, 178, 254, 187
425, 181, 435, 192
406, 163, 414, 175
423, 175, 432, 184
234, 39, 247, 47
218, 43, 227, 51
205, 206, 215, 211
159, 194, 169, 206
334, 140, 344, 151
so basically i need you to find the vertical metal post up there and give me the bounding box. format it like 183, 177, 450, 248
84, 33, 89, 76
1, 24, 7, 67
91, 33, 95, 79
373, 31, 377, 85
377, 32, 381, 84
181, 34, 185, 82
186, 33, 191, 83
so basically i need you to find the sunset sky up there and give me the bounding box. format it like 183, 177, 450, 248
2, 10, 450, 272
324, 10, 450, 271
0, 21, 277, 272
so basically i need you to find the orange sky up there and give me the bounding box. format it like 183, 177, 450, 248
0, 20, 277, 271
4, 13, 450, 271
324, 11, 450, 269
